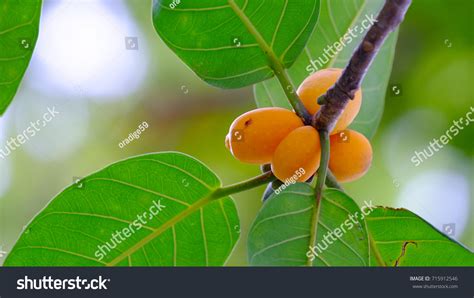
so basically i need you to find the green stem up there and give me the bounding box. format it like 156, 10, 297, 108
325, 169, 343, 191
272, 65, 312, 124
369, 232, 386, 267
212, 171, 275, 199
306, 130, 330, 266
315, 130, 330, 201
228, 0, 311, 124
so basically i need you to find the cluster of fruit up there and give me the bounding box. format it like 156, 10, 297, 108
225, 68, 373, 184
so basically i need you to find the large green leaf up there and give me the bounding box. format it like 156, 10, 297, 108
367, 207, 474, 266
152, 0, 320, 88
248, 184, 369, 266
4, 152, 240, 266
0, 0, 42, 115
254, 0, 398, 139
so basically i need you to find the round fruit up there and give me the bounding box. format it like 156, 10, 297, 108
329, 129, 372, 183
271, 126, 321, 182
297, 68, 362, 134
227, 107, 304, 164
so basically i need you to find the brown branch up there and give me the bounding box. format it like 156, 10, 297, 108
313, 0, 412, 132
306, 0, 412, 266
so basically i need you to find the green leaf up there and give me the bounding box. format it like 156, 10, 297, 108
4, 152, 240, 266
0, 0, 42, 115
152, 0, 320, 88
248, 184, 369, 266
367, 207, 474, 266
254, 0, 398, 138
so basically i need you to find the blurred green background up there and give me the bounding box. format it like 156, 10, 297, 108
0, 0, 472, 266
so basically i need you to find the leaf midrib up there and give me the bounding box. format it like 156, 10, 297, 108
106, 194, 215, 266
106, 170, 250, 266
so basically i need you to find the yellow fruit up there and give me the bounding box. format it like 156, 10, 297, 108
297, 68, 362, 134
271, 126, 321, 182
227, 107, 304, 164
329, 130, 372, 183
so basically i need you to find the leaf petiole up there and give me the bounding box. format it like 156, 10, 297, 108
227, 0, 311, 124
272, 66, 313, 124
212, 171, 275, 199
